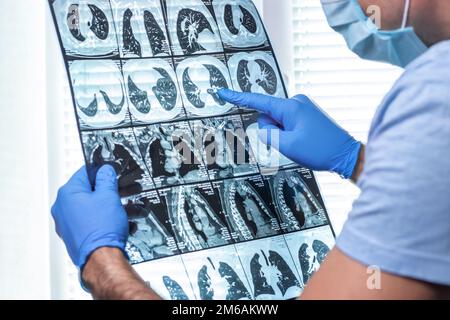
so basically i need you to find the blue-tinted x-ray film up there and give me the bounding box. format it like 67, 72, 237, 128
49, 0, 336, 300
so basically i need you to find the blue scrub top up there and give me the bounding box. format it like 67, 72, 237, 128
337, 40, 450, 286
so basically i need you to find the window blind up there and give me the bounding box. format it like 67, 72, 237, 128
290, 0, 403, 234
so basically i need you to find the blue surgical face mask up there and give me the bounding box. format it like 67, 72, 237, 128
321, 0, 428, 68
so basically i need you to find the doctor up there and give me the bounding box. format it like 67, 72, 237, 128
52, 0, 450, 299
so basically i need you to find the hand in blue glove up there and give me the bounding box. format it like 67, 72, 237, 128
51, 165, 129, 270
218, 89, 362, 179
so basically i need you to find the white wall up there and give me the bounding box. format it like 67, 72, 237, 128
0, 0, 50, 299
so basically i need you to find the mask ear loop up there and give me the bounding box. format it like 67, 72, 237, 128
401, 0, 411, 28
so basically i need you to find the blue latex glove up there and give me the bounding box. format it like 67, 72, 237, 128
218, 89, 362, 179
51, 165, 129, 270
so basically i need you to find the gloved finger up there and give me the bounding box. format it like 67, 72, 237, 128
218, 88, 286, 124
64, 166, 92, 193
94, 165, 119, 193
257, 114, 282, 147
258, 113, 280, 130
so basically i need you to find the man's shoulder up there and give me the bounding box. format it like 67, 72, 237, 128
371, 41, 450, 141
381, 40, 450, 120
403, 39, 450, 81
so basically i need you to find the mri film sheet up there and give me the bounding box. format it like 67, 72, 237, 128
213, 0, 269, 50
284, 226, 335, 286
213, 175, 282, 242
81, 128, 155, 196
134, 255, 196, 300
123, 58, 185, 124
70, 59, 131, 130
50, 0, 335, 300
112, 0, 171, 58
267, 168, 330, 233
175, 54, 238, 118
227, 50, 286, 99
235, 236, 302, 300
182, 246, 252, 300
122, 190, 179, 264
159, 182, 233, 254
133, 122, 209, 188
190, 114, 259, 180
53, 0, 119, 58
166, 0, 223, 56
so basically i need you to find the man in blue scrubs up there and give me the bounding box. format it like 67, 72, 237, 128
52, 0, 450, 299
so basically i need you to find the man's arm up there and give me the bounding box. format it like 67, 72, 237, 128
301, 247, 450, 300
82, 247, 161, 300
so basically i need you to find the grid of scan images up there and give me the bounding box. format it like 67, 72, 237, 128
50, 0, 336, 300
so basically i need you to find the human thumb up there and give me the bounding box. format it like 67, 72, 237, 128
94, 165, 118, 192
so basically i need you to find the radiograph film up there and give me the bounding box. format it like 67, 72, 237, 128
112, 0, 171, 58
284, 226, 334, 286
191, 115, 259, 180
123, 190, 179, 264
166, 0, 223, 55
268, 169, 329, 233
70, 60, 130, 129
81, 128, 154, 196
227, 51, 285, 98
160, 182, 232, 253
213, 0, 268, 49
53, 0, 119, 57
134, 123, 209, 188
236, 236, 302, 300
183, 246, 253, 300
213, 175, 281, 242
50, 0, 335, 301
134, 255, 196, 300
123, 58, 184, 124
176, 54, 237, 118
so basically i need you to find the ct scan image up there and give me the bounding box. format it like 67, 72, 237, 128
176, 54, 237, 118
227, 51, 286, 99
123, 190, 179, 264
52, 0, 119, 58
213, 0, 269, 49
213, 175, 281, 242
49, 0, 336, 301
81, 128, 154, 197
190, 115, 259, 180
235, 236, 303, 300
122, 58, 184, 124
166, 0, 223, 55
70, 60, 130, 129
134, 255, 197, 300
134, 123, 209, 188
242, 113, 297, 173
111, 0, 171, 58
183, 246, 253, 300
160, 182, 233, 254
267, 169, 329, 233
284, 226, 334, 286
